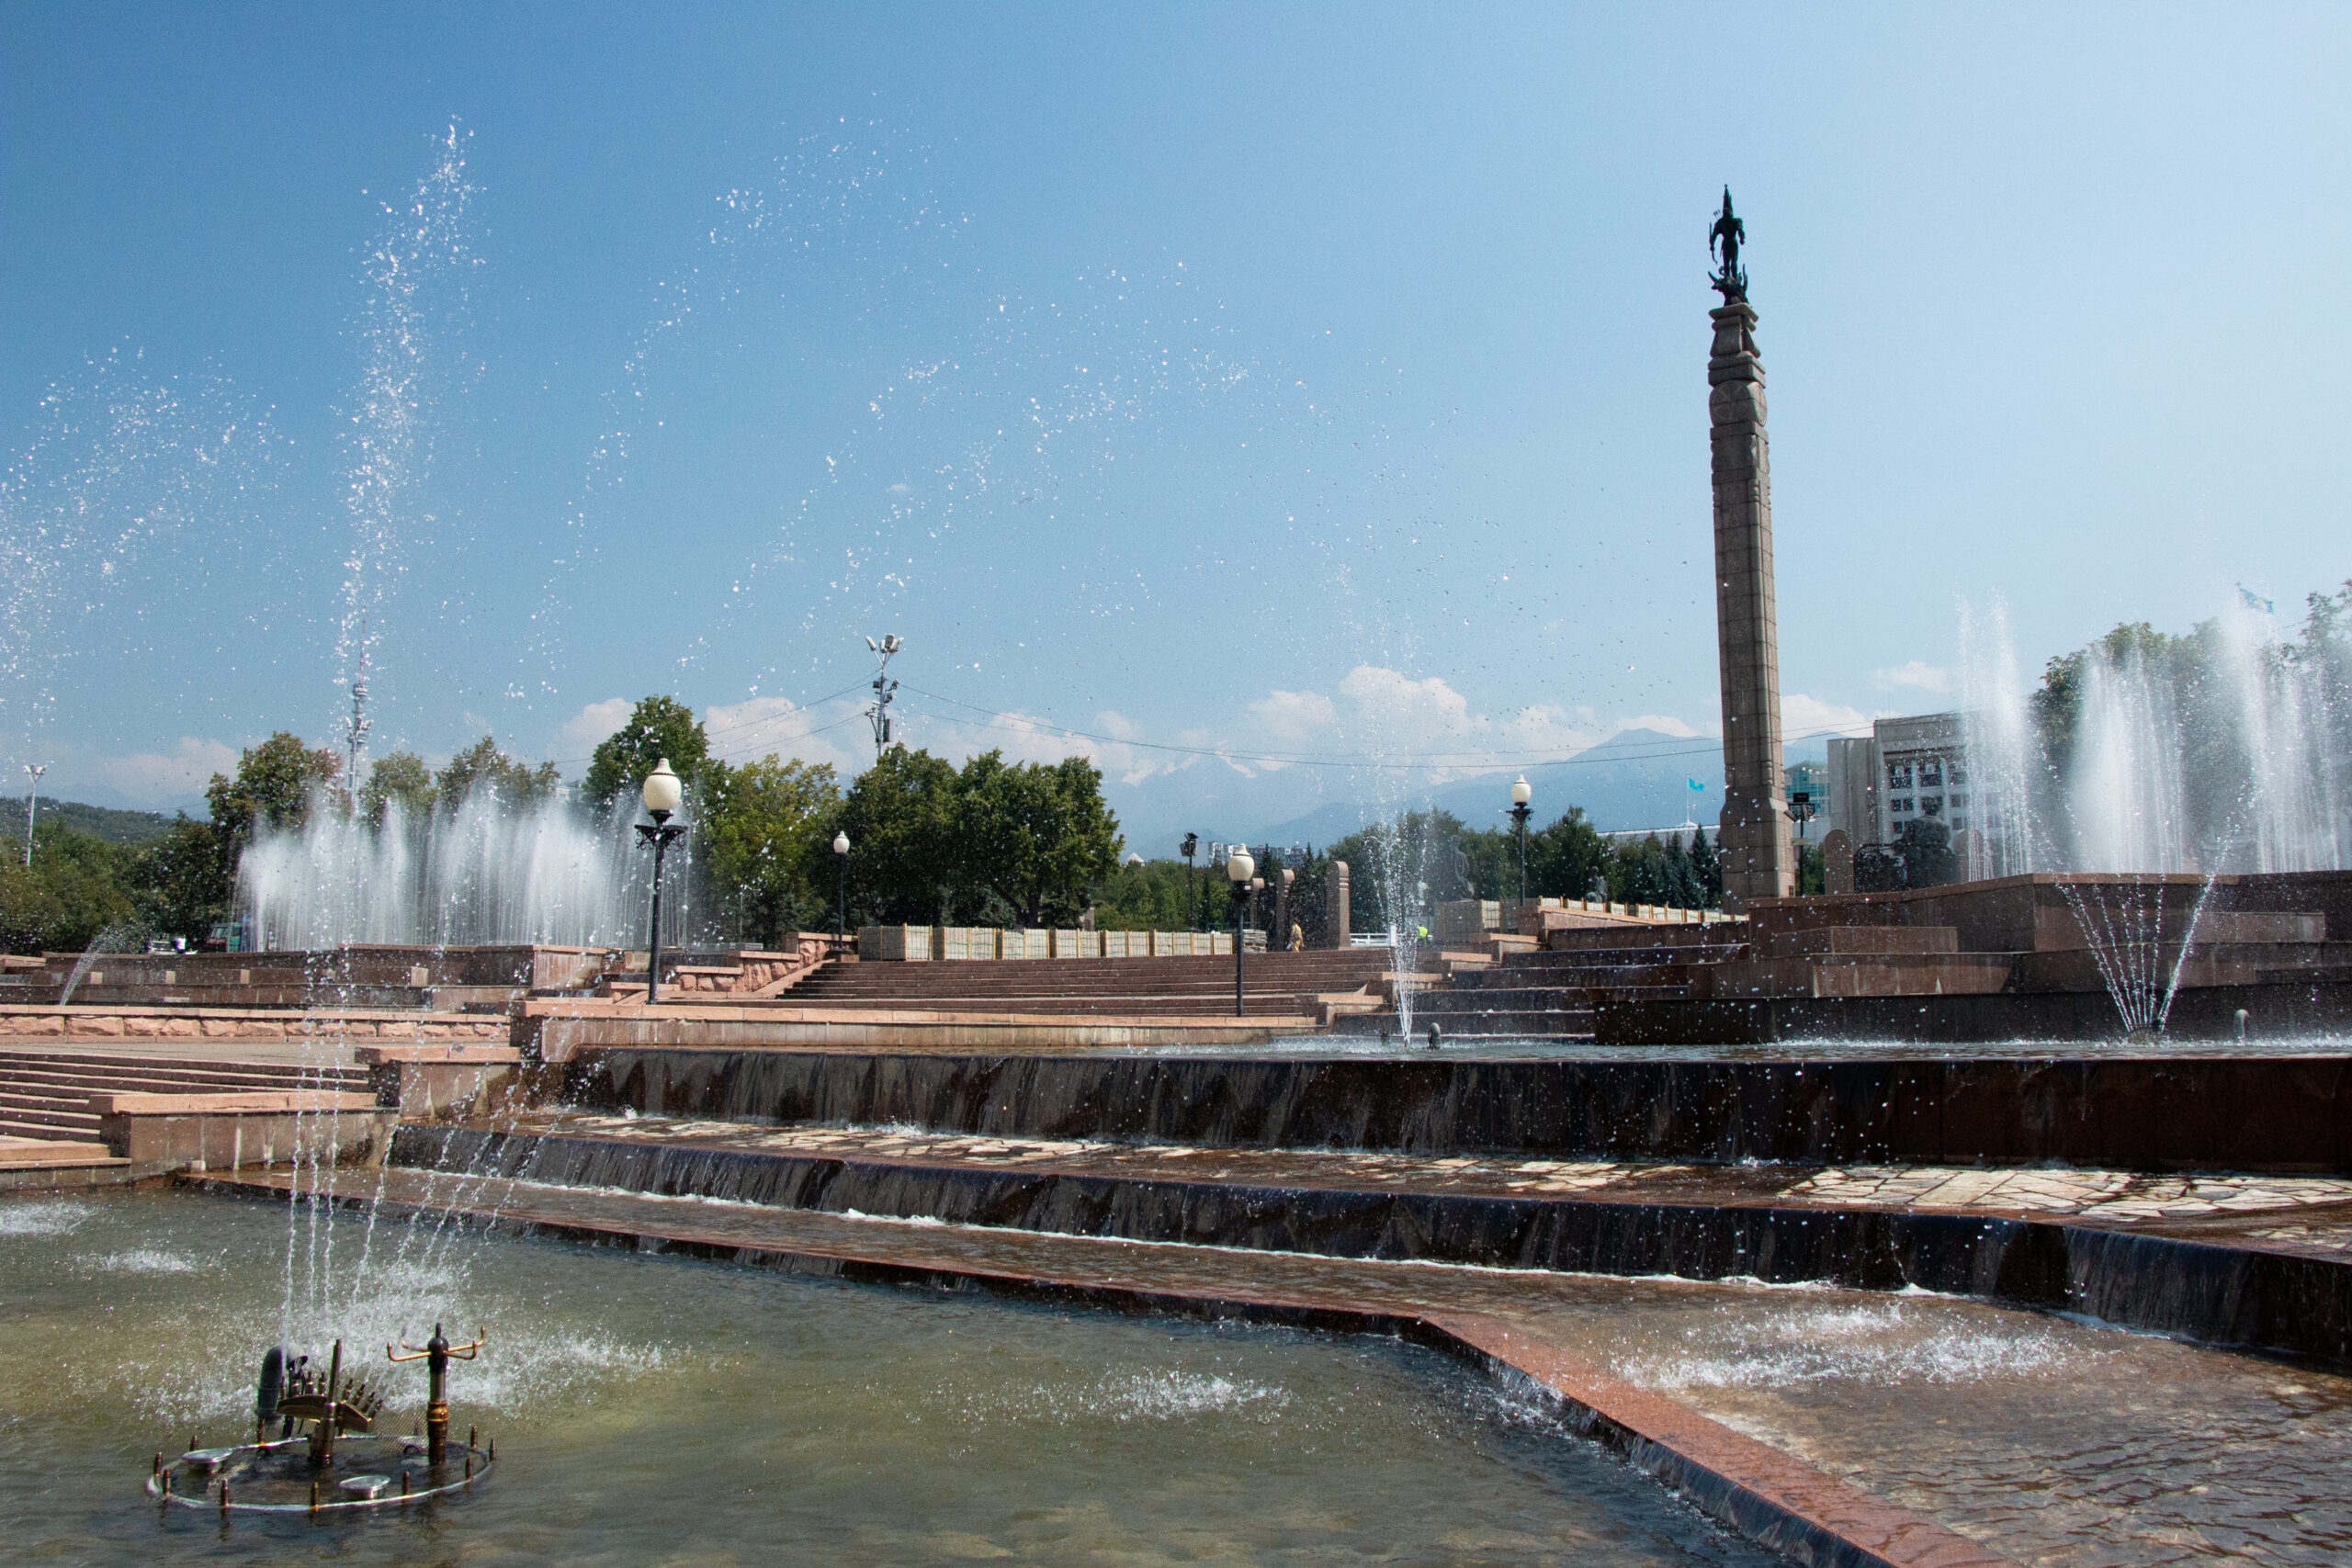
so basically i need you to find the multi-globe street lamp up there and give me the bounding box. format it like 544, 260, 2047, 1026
1225, 843, 1254, 1016
831, 829, 852, 950
1509, 774, 1533, 905
634, 758, 689, 1005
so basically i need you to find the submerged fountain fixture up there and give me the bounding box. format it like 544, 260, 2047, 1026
146, 1330, 492, 1519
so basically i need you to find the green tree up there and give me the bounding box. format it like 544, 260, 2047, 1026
1091, 856, 1213, 931
582, 695, 709, 808
1325, 810, 1473, 936
954, 752, 1123, 926
1530, 807, 1610, 901
834, 745, 963, 925
359, 751, 435, 826
704, 755, 840, 946
1689, 825, 1724, 908
0, 824, 143, 953
205, 733, 343, 851
435, 737, 560, 811
1795, 840, 1826, 896
130, 818, 231, 942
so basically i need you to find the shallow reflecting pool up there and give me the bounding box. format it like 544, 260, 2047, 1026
0, 1190, 1783, 1565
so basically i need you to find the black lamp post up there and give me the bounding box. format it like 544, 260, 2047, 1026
1181, 832, 1199, 931
1226, 844, 1254, 1016
634, 758, 689, 1004
1509, 774, 1533, 906
831, 829, 851, 952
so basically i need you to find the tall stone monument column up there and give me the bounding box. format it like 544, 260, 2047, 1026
1705, 191, 1793, 907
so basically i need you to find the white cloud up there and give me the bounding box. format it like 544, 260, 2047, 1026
89, 738, 238, 804
560, 697, 633, 751
1227, 665, 1704, 781
1872, 660, 1951, 693
1246, 689, 1337, 755
701, 695, 862, 773
696, 664, 1714, 795
1782, 693, 1875, 741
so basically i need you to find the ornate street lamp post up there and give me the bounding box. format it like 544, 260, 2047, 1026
1181, 832, 1199, 931
831, 829, 851, 952
635, 759, 688, 1004
1509, 774, 1533, 906
1226, 844, 1254, 1016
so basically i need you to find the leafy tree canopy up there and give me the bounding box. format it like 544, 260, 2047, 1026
834, 745, 963, 925
205, 733, 342, 851
582, 695, 709, 809
435, 737, 560, 812
359, 751, 435, 827
703, 755, 841, 947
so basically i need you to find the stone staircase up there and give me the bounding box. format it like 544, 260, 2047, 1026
6, 944, 597, 1011
1337, 923, 1753, 1038
0, 1047, 372, 1145
775, 947, 1436, 1021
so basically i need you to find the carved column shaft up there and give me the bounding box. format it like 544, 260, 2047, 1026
1708, 300, 1793, 906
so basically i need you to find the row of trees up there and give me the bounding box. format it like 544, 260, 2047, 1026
0, 730, 571, 952
6, 687, 1778, 954
2028, 581, 2352, 857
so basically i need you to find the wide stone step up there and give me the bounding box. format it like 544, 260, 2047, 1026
0, 1102, 103, 1133
1512, 947, 1746, 970
1331, 1010, 1595, 1038
0, 1065, 369, 1095
781, 998, 1325, 1017
1407, 988, 1596, 1012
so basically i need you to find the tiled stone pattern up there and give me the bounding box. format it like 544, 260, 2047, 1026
1709, 300, 1794, 907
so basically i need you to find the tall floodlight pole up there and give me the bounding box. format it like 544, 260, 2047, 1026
22, 763, 47, 866
634, 759, 689, 1005
865, 634, 903, 757
1226, 844, 1254, 1016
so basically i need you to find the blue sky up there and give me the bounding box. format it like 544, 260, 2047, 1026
4, 5, 2346, 846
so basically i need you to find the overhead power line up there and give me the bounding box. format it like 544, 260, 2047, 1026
893, 683, 1871, 773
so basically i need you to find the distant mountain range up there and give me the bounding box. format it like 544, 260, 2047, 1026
1, 796, 184, 843
1106, 727, 1747, 856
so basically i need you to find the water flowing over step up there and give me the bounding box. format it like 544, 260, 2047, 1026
391, 1111, 2352, 1366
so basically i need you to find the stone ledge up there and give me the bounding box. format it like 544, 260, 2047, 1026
86, 1089, 381, 1116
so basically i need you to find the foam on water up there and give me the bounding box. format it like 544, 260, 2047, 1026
1621, 1301, 2089, 1392
0, 1199, 95, 1236
88, 1247, 203, 1274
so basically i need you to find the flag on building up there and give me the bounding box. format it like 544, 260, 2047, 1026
1687, 778, 1704, 793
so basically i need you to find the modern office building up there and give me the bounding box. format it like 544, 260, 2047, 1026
1826, 713, 2007, 868
1783, 759, 1831, 843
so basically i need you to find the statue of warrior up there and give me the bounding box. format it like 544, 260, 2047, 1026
1710, 187, 1747, 301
